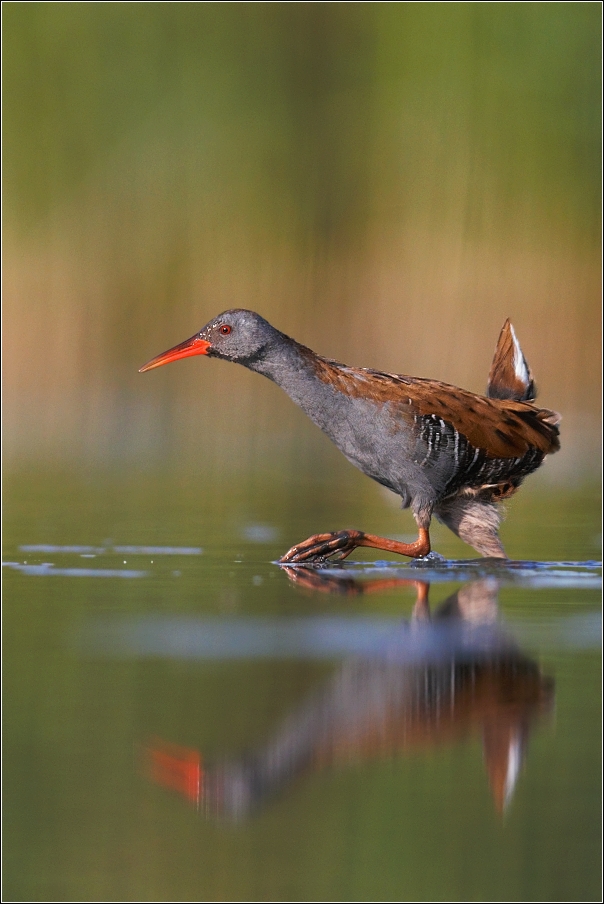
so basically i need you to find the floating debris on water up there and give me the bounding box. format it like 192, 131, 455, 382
3, 562, 148, 578
18, 544, 203, 556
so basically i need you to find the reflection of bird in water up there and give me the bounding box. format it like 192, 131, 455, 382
140, 314, 559, 562
142, 578, 554, 819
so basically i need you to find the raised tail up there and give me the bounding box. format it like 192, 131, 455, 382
487, 319, 536, 402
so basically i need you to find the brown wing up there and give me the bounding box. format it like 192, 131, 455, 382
403, 378, 560, 459
305, 351, 560, 460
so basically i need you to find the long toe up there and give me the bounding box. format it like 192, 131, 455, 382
279, 530, 362, 564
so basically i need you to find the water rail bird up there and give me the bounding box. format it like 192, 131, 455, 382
140, 312, 560, 563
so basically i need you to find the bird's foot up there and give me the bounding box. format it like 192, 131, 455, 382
279, 527, 431, 564
280, 564, 364, 594
279, 530, 364, 565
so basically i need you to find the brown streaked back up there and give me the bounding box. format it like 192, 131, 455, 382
299, 345, 560, 461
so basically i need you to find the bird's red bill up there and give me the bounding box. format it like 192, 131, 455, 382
139, 335, 211, 372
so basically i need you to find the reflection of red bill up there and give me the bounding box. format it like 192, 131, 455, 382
143, 737, 203, 804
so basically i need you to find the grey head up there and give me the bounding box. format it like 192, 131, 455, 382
200, 309, 284, 365
139, 309, 286, 373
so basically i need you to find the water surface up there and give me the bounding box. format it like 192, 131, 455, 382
3, 470, 601, 901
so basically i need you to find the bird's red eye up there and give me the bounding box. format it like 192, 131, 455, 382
219, 324, 231, 335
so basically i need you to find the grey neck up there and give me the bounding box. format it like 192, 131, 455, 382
242, 336, 335, 427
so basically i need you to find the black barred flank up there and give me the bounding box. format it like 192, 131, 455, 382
414, 413, 546, 500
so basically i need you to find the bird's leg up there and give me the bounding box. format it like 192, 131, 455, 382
279, 527, 431, 565
411, 581, 431, 621
280, 565, 431, 601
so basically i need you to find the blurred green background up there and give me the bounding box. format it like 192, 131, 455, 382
3, 1, 601, 478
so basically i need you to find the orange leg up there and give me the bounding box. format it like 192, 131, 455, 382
280, 565, 431, 600
279, 527, 431, 565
